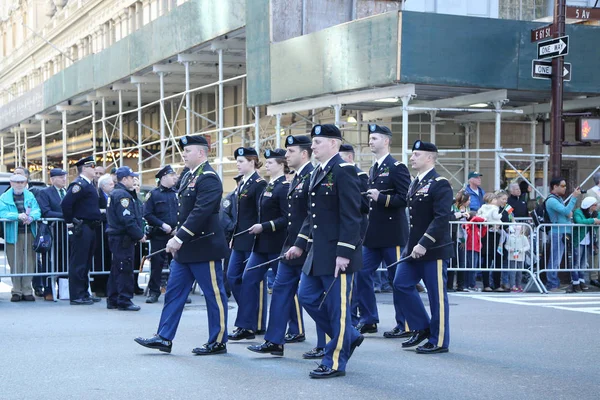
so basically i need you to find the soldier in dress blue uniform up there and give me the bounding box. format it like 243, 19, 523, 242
143, 165, 179, 304
106, 167, 145, 311
286, 124, 364, 379
357, 124, 412, 338
61, 156, 103, 306
226, 147, 268, 334
247, 135, 313, 356
135, 135, 229, 355
229, 149, 290, 341
394, 140, 453, 354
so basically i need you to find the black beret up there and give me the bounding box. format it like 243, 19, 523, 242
285, 135, 311, 148
155, 165, 176, 180
49, 168, 67, 177
264, 148, 286, 159
233, 174, 243, 182
339, 144, 355, 153
234, 147, 258, 158
180, 135, 208, 147
368, 124, 392, 136
75, 156, 95, 167
310, 124, 342, 139
412, 140, 438, 153
110, 167, 117, 174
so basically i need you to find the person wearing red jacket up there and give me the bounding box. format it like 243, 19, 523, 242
464, 215, 487, 291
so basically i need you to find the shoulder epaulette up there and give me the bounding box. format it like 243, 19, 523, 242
435, 176, 448, 181
394, 161, 402, 166
202, 171, 217, 176
256, 178, 265, 182
282, 181, 290, 184
339, 163, 353, 167
357, 171, 368, 176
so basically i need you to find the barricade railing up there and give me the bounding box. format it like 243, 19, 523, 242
535, 223, 600, 294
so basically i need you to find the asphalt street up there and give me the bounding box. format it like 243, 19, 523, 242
2, 289, 599, 400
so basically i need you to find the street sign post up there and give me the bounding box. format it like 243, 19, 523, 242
532, 60, 572, 81
537, 36, 569, 59
566, 6, 600, 20
531, 24, 555, 42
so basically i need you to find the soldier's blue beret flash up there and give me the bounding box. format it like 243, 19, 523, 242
75, 156, 96, 167
285, 135, 311, 148
155, 165, 175, 180
368, 124, 392, 136
234, 147, 258, 158
179, 135, 208, 148
264, 148, 286, 159
339, 144, 355, 153
310, 124, 342, 139
412, 140, 438, 153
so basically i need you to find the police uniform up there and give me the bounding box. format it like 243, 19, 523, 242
61, 156, 102, 305
226, 147, 268, 329
230, 149, 290, 339
137, 135, 229, 355
143, 165, 179, 301
356, 124, 412, 336
106, 167, 144, 310
394, 140, 453, 354
296, 124, 363, 378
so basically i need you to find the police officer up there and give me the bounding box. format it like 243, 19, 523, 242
229, 149, 289, 340
61, 156, 103, 305
135, 135, 229, 355
143, 165, 179, 303
106, 167, 145, 311
247, 136, 313, 356
359, 124, 411, 337
394, 140, 453, 354
286, 124, 363, 379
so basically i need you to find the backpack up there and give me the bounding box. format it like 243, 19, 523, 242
32, 221, 53, 253
530, 194, 559, 232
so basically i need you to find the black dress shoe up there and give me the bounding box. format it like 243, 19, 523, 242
416, 342, 449, 354
34, 288, 44, 297
402, 329, 430, 348
356, 323, 377, 334
192, 342, 227, 355
309, 364, 346, 379
146, 294, 159, 304
284, 333, 306, 343
107, 300, 118, 309
302, 347, 325, 359
247, 341, 284, 356
70, 298, 94, 305
134, 335, 172, 353
227, 328, 255, 341
256, 329, 266, 335
10, 294, 21, 302
22, 294, 36, 301
119, 304, 141, 311
134, 288, 145, 295
86, 295, 101, 303
349, 334, 364, 358
383, 327, 413, 339
590, 279, 600, 288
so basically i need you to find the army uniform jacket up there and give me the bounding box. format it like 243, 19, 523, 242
295, 154, 363, 276
280, 163, 314, 266
356, 165, 370, 241
174, 162, 228, 264
253, 175, 289, 254
363, 155, 411, 248
402, 168, 453, 261
232, 171, 267, 252
106, 183, 144, 241
61, 176, 102, 223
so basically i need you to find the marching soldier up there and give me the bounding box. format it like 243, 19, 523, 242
61, 156, 102, 306
358, 124, 411, 337
394, 140, 453, 354
106, 167, 145, 311
247, 135, 313, 356
286, 124, 363, 379
135, 135, 229, 355
143, 165, 179, 303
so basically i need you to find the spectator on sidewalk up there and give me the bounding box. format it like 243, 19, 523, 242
92, 174, 114, 297
478, 192, 503, 292
507, 183, 529, 219
503, 225, 530, 292
465, 171, 485, 212
585, 173, 600, 287
0, 174, 42, 302
568, 197, 600, 293
450, 190, 471, 292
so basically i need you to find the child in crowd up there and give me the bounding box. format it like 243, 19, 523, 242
478, 192, 503, 292
464, 195, 492, 291
503, 225, 530, 292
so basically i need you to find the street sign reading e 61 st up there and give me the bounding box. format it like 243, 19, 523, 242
537, 35, 569, 59
532, 60, 572, 81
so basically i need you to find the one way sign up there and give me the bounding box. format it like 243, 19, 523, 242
532, 60, 572, 81
537, 35, 569, 59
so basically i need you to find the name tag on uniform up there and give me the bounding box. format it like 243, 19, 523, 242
417, 184, 431, 194
263, 192, 273, 197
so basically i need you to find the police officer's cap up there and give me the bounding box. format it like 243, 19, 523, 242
412, 140, 438, 153
50, 168, 67, 178
180, 135, 208, 147
368, 124, 392, 136
155, 165, 176, 180
75, 156, 96, 167
116, 166, 139, 180
339, 144, 355, 153
285, 135, 311, 148
264, 148, 286, 159
234, 147, 258, 158
310, 124, 342, 139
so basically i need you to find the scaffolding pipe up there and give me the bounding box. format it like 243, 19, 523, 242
254, 106, 260, 152
61, 111, 68, 170
430, 111, 437, 144
91, 101, 97, 161
102, 97, 107, 168
334, 104, 341, 126
494, 101, 502, 190
275, 114, 281, 149
184, 61, 191, 136
242, 77, 246, 147
23, 128, 28, 167
137, 83, 143, 175
401, 96, 410, 165
543, 144, 549, 196
118, 90, 124, 167
475, 122, 481, 172
405, 106, 522, 114
41, 119, 47, 184
0, 136, 3, 170
159, 72, 166, 166
218, 48, 224, 178
530, 118, 537, 197
464, 124, 470, 184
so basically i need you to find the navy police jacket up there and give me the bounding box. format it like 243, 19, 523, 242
364, 155, 411, 249
106, 182, 144, 241
402, 169, 453, 261
143, 185, 178, 236
232, 171, 267, 252
295, 154, 363, 276
61, 176, 102, 223
253, 175, 289, 254
174, 162, 228, 264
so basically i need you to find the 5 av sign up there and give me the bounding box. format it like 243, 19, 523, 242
537, 36, 569, 60
566, 6, 600, 20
